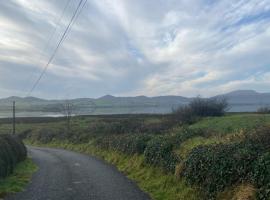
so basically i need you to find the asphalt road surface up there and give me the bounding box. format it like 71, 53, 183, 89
6, 147, 151, 200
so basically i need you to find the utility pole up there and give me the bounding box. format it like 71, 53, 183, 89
12, 101, 15, 135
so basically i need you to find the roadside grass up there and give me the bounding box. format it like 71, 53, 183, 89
217, 183, 257, 200
26, 141, 201, 200
0, 158, 38, 198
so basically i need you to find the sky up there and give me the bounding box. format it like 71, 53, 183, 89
0, 0, 270, 99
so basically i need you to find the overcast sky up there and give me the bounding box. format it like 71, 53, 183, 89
0, 0, 270, 98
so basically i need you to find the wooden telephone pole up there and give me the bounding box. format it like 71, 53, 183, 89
12, 101, 15, 135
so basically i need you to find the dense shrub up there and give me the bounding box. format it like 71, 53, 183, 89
248, 126, 270, 151
189, 97, 228, 117
171, 106, 196, 124
0, 135, 27, 179
34, 128, 68, 143
144, 136, 179, 172
252, 152, 270, 200
67, 129, 92, 143
90, 119, 144, 135
182, 142, 262, 198
172, 97, 228, 124
115, 135, 152, 154
171, 127, 207, 146
94, 127, 204, 172
36, 128, 57, 143
95, 134, 152, 155
182, 126, 270, 199
17, 129, 32, 140
257, 106, 270, 114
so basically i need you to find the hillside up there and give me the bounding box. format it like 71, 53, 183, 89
0, 90, 270, 116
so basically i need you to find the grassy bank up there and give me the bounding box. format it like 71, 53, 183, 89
0, 158, 37, 198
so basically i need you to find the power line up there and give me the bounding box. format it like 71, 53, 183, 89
61, 0, 88, 101
68, 0, 88, 35
27, 0, 84, 96
27, 0, 87, 96
24, 0, 72, 95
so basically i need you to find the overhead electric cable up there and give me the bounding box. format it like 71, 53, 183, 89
67, 0, 88, 36
24, 0, 72, 95
27, 0, 87, 96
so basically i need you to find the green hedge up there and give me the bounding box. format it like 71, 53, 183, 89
252, 152, 270, 200
182, 126, 270, 199
183, 142, 260, 198
144, 136, 179, 172
170, 127, 207, 146
0, 135, 27, 179
95, 134, 152, 155
93, 127, 204, 173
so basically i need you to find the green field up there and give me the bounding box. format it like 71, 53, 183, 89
1, 113, 270, 200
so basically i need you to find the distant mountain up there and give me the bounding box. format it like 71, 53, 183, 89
216, 90, 270, 104
215, 90, 270, 112
225, 90, 259, 96
0, 90, 269, 116
98, 95, 116, 100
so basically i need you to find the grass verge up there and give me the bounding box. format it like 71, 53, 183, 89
0, 158, 38, 198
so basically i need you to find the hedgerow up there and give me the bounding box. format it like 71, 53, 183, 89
144, 136, 179, 172
170, 127, 207, 146
0, 135, 27, 179
252, 152, 270, 200
182, 126, 270, 199
183, 142, 260, 198
93, 118, 172, 135
95, 134, 153, 155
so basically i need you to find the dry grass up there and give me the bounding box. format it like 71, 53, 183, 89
217, 183, 256, 200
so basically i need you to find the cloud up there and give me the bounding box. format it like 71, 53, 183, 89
0, 0, 269, 98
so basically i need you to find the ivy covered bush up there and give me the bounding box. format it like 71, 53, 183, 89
111, 134, 152, 154
95, 134, 152, 155
182, 126, 270, 199
0, 135, 27, 179
171, 127, 207, 146
144, 136, 179, 172
182, 142, 260, 198
252, 152, 270, 200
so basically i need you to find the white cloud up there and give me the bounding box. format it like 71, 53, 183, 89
0, 0, 270, 98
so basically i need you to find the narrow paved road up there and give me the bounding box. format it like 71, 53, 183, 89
6, 147, 151, 200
